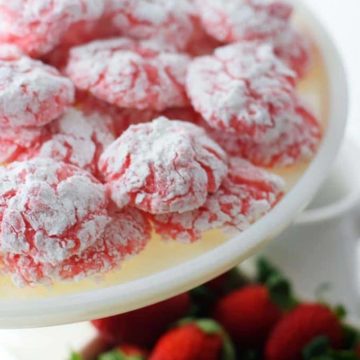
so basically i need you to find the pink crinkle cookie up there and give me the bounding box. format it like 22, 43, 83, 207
0, 0, 104, 57
0, 158, 110, 267
99, 117, 228, 214
196, 0, 292, 43
57, 207, 151, 282
152, 157, 284, 243
272, 27, 311, 78
2, 207, 151, 285
66, 38, 190, 111
0, 44, 24, 60
212, 105, 322, 167
164, 105, 321, 167
36, 108, 115, 176
0, 54, 74, 128
106, 0, 195, 51
186, 41, 296, 137
0, 159, 111, 268
0, 125, 49, 164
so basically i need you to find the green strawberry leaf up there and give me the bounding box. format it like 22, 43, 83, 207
325, 350, 359, 360
333, 353, 359, 360
256, 257, 282, 284
220, 331, 236, 360
176, 317, 196, 327
303, 336, 359, 360
70, 353, 83, 360
239, 349, 262, 360
267, 274, 298, 311
189, 269, 249, 317
98, 350, 144, 360
98, 350, 125, 360
222, 268, 250, 294
189, 285, 217, 317
342, 324, 360, 349
334, 305, 347, 320
196, 319, 224, 334
303, 336, 330, 359
256, 258, 298, 310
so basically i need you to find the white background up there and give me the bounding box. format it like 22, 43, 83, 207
0, 1, 359, 359
307, 0, 360, 140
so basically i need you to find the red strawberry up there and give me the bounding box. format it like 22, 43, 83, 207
265, 303, 343, 360
213, 285, 282, 348
206, 268, 248, 295
189, 269, 249, 318
207, 273, 233, 294
92, 293, 191, 348
356, 343, 360, 358
149, 319, 235, 360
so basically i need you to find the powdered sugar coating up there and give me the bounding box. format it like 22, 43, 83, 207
0, 0, 104, 57
58, 207, 151, 281
36, 108, 115, 176
106, 0, 195, 51
167, 105, 321, 167
0, 125, 49, 164
0, 44, 24, 61
2, 207, 151, 286
187, 42, 296, 137
196, 0, 292, 43
211, 105, 322, 167
0, 55, 74, 128
152, 157, 284, 242
0, 158, 110, 267
272, 27, 311, 78
99, 117, 228, 214
66, 38, 190, 111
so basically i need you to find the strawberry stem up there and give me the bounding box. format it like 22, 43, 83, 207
70, 353, 83, 360
256, 257, 282, 284
98, 350, 144, 360
196, 319, 224, 334
302, 336, 359, 360
256, 257, 298, 311
267, 274, 298, 311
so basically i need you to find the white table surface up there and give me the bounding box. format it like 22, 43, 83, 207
0, 1, 359, 359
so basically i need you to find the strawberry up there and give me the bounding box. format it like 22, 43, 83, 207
149, 319, 235, 360
117, 345, 147, 357
356, 343, 360, 358
265, 303, 343, 360
98, 344, 147, 360
190, 269, 250, 318
301, 336, 359, 360
92, 293, 191, 348
213, 285, 282, 348
206, 268, 249, 296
